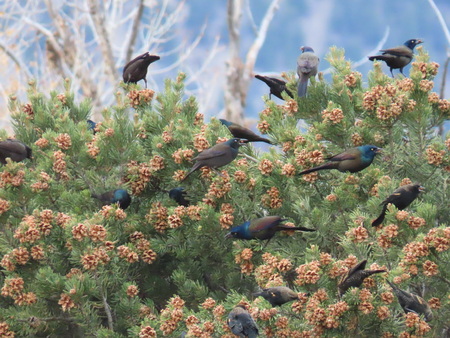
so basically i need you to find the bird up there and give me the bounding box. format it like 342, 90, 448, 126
92, 189, 131, 210
368, 39, 423, 77
386, 280, 433, 322
169, 187, 190, 207
0, 139, 32, 164
87, 119, 97, 133
123, 52, 160, 88
253, 286, 298, 307
338, 260, 387, 297
219, 119, 272, 144
182, 138, 243, 181
227, 305, 259, 338
372, 183, 424, 227
297, 46, 319, 97
254, 75, 293, 100
225, 216, 315, 241
298, 145, 382, 175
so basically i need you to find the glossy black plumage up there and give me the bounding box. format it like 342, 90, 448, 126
254, 75, 293, 100
169, 187, 190, 207
0, 139, 32, 164
219, 119, 272, 144
227, 305, 259, 338
372, 183, 424, 227
297, 46, 319, 97
368, 39, 423, 77
123, 52, 160, 88
253, 286, 298, 307
92, 189, 131, 210
386, 280, 433, 322
338, 260, 386, 297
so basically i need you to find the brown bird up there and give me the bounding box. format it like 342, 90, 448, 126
368, 39, 423, 77
123, 52, 160, 88
386, 280, 433, 322
338, 260, 386, 297
254, 75, 293, 100
227, 305, 259, 338
219, 119, 272, 144
0, 139, 32, 164
253, 286, 298, 307
297, 46, 319, 97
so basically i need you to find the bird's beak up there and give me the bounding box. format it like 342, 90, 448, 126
417, 39, 424, 45
418, 186, 425, 192
239, 139, 249, 144
375, 147, 383, 153
224, 232, 233, 239
300, 46, 305, 52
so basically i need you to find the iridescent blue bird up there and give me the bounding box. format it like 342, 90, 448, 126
169, 187, 190, 207
87, 120, 97, 134
92, 189, 131, 210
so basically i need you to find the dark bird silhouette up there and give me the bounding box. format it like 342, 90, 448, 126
299, 145, 382, 175
253, 286, 298, 307
123, 52, 160, 88
338, 260, 386, 297
225, 216, 315, 241
87, 119, 97, 133
368, 39, 423, 77
372, 183, 424, 227
254, 75, 293, 100
92, 189, 131, 210
219, 119, 272, 144
227, 305, 259, 338
0, 139, 32, 164
169, 187, 190, 207
182, 138, 243, 181
386, 280, 433, 322
297, 46, 319, 97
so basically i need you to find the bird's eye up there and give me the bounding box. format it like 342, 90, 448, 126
371, 147, 375, 151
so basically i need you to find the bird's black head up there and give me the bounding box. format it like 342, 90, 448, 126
143, 53, 160, 63
219, 119, 232, 127
404, 39, 423, 50
226, 138, 245, 149
301, 46, 315, 53
412, 183, 425, 193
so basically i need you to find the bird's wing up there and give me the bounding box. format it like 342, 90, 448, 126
270, 77, 287, 85
327, 151, 356, 162
0, 141, 25, 155
193, 149, 227, 161
380, 46, 410, 57
250, 217, 282, 233
347, 260, 367, 276
123, 53, 147, 72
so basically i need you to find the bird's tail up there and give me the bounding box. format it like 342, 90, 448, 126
297, 78, 309, 97
252, 136, 272, 144
368, 55, 389, 62
298, 162, 335, 175
371, 205, 388, 227
277, 225, 316, 232
180, 162, 203, 182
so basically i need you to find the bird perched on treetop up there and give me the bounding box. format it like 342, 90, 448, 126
386, 280, 433, 322
254, 75, 293, 100
182, 138, 243, 181
227, 305, 259, 338
169, 187, 190, 207
338, 260, 387, 297
123, 52, 160, 88
368, 39, 423, 77
225, 216, 315, 241
253, 286, 298, 307
92, 189, 131, 210
298, 145, 382, 175
297, 46, 319, 97
0, 139, 32, 165
219, 119, 272, 144
372, 183, 424, 227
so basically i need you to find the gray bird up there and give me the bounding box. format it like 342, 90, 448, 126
338, 260, 386, 297
253, 286, 298, 307
227, 305, 259, 338
123, 52, 160, 88
182, 138, 243, 181
297, 46, 319, 97
0, 139, 32, 164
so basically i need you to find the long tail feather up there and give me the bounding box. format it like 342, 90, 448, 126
277, 225, 316, 232
297, 78, 309, 97
371, 205, 388, 227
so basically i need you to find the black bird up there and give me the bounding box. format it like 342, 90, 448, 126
219, 119, 272, 144
386, 280, 433, 322
297, 46, 319, 97
225, 216, 315, 241
368, 39, 423, 77
227, 305, 259, 338
87, 119, 97, 134
254, 75, 293, 100
169, 187, 190, 207
299, 145, 381, 175
253, 286, 298, 307
123, 52, 160, 88
182, 138, 243, 181
338, 260, 387, 297
92, 189, 131, 210
0, 139, 32, 164
372, 183, 424, 227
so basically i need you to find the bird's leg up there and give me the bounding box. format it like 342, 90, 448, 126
144, 79, 148, 88
262, 238, 272, 250
213, 168, 225, 178
390, 69, 395, 78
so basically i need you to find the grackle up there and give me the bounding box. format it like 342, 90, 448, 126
87, 120, 97, 134
0, 139, 32, 164
219, 119, 272, 144
299, 145, 381, 175
338, 260, 386, 297
368, 39, 423, 77
123, 52, 160, 88
169, 187, 190, 207
92, 189, 131, 210
297, 46, 319, 97
372, 183, 424, 227
254, 75, 293, 100
227, 305, 259, 338
253, 286, 298, 307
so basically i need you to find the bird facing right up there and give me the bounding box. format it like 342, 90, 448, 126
338, 260, 387, 297
227, 305, 259, 337
296, 46, 319, 97
253, 286, 298, 307
123, 52, 160, 88
0, 139, 32, 165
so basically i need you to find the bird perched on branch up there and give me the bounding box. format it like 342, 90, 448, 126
338, 260, 386, 297
219, 119, 272, 144
0, 139, 32, 164
368, 39, 423, 77
169, 187, 190, 207
123, 52, 160, 88
386, 280, 433, 322
297, 46, 319, 97
253, 286, 298, 307
92, 189, 131, 210
372, 183, 424, 227
299, 145, 381, 175
227, 305, 259, 338
182, 138, 243, 181
254, 75, 293, 100
225, 216, 315, 241
87, 120, 97, 134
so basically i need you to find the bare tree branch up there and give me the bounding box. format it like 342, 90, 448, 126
125, 0, 145, 63
426, 0, 450, 45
